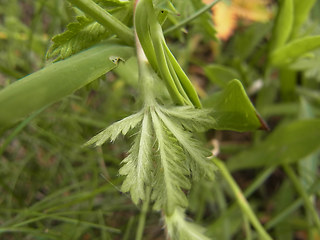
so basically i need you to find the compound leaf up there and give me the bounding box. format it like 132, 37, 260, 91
119, 112, 154, 204
47, 1, 132, 61
84, 110, 143, 146
159, 105, 215, 132
151, 109, 190, 215
157, 108, 215, 181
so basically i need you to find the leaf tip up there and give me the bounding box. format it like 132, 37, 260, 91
256, 112, 270, 131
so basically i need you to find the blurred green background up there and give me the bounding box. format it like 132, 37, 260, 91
0, 0, 320, 239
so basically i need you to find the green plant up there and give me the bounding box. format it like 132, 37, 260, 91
1, 0, 320, 239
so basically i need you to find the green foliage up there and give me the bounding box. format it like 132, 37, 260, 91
227, 119, 320, 171
86, 104, 216, 215
46, 16, 109, 61
47, 0, 132, 61
291, 0, 317, 38
84, 110, 144, 145
151, 110, 191, 214
1, 0, 320, 239
290, 49, 320, 82
170, 0, 217, 41
269, 0, 293, 51
204, 64, 240, 88
270, 35, 320, 66
165, 207, 211, 240
120, 112, 154, 204
0, 40, 133, 131
205, 79, 265, 131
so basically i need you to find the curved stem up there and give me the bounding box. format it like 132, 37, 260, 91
134, 13, 156, 106
67, 0, 134, 45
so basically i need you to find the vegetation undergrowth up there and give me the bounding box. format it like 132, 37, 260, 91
0, 0, 319, 239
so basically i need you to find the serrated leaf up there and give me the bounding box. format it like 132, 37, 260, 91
156, 108, 216, 180
151, 109, 190, 215
47, 2, 132, 61
119, 112, 154, 204
47, 16, 110, 61
166, 207, 211, 240
207, 79, 266, 131
84, 111, 144, 146
159, 105, 215, 132
227, 119, 320, 171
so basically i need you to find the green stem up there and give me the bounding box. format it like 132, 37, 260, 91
67, 0, 134, 45
208, 167, 275, 235
265, 173, 320, 230
135, 187, 151, 240
212, 158, 273, 240
147, 5, 185, 105
135, 23, 156, 106
244, 167, 276, 196
164, 0, 221, 35
282, 164, 320, 232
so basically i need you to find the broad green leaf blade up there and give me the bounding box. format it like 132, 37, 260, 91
270, 35, 320, 66
269, 0, 294, 51
208, 79, 266, 132
227, 119, 320, 171
0, 40, 133, 131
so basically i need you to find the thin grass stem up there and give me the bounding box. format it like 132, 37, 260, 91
164, 0, 221, 35
282, 164, 320, 232
212, 158, 273, 240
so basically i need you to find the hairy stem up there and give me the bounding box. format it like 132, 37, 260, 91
67, 0, 134, 45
